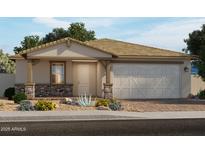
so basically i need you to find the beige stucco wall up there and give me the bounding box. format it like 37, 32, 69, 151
33, 60, 50, 83
15, 59, 73, 84
191, 75, 205, 95
16, 60, 50, 84
28, 42, 112, 58
180, 60, 191, 98
15, 60, 27, 83
66, 60, 73, 84
0, 73, 15, 97
15, 58, 191, 98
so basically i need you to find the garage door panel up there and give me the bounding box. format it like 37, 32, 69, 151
114, 77, 130, 88
113, 65, 130, 75
113, 88, 120, 98
147, 89, 164, 98
132, 77, 167, 89
131, 77, 148, 88
130, 88, 165, 99
114, 88, 130, 99
113, 63, 181, 99
164, 77, 179, 88
164, 88, 180, 98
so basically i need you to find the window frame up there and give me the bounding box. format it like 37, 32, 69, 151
50, 61, 66, 85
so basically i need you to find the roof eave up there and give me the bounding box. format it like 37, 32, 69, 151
9, 55, 24, 60
117, 55, 191, 60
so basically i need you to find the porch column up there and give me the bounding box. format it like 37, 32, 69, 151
25, 60, 35, 99
104, 61, 113, 99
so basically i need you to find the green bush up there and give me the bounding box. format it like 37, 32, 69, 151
19, 100, 34, 111
13, 93, 27, 104
108, 99, 121, 111
197, 90, 205, 99
34, 100, 56, 111
95, 99, 109, 107
4, 87, 15, 100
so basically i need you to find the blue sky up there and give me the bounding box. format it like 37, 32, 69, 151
1, 17, 205, 54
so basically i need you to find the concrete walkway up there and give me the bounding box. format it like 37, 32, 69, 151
1, 110, 205, 122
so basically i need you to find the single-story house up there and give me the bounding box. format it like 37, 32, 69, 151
10, 37, 191, 99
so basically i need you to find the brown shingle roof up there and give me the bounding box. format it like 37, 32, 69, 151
86, 38, 188, 57
10, 37, 118, 60
10, 37, 190, 60
20, 37, 117, 57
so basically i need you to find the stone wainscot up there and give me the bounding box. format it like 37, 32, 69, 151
15, 84, 73, 97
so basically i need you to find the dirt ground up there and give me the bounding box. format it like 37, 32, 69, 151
0, 98, 19, 111
121, 99, 205, 112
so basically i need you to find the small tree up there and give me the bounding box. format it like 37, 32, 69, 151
41, 28, 68, 43
184, 24, 205, 81
41, 22, 96, 42
14, 22, 96, 54
67, 22, 96, 42
14, 35, 41, 54
0, 49, 15, 73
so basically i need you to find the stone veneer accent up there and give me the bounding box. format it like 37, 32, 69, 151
103, 83, 113, 99
15, 84, 73, 97
25, 83, 35, 99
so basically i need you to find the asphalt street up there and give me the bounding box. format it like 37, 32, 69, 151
1, 111, 205, 135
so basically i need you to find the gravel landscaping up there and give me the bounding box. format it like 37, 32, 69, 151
0, 98, 96, 111
1, 97, 205, 112
0, 98, 19, 111
121, 99, 205, 112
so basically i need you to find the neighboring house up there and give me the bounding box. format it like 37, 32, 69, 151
10, 37, 191, 99
191, 65, 205, 95
0, 73, 15, 97
0, 65, 15, 97
191, 75, 205, 95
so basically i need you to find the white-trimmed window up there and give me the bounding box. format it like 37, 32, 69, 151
51, 62, 65, 84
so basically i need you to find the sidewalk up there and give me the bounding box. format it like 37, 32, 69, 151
1, 110, 205, 122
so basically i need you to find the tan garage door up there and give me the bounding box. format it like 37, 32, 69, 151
113, 63, 181, 99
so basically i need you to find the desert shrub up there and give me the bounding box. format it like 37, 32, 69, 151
95, 99, 109, 107
108, 99, 121, 111
13, 93, 27, 104
4, 87, 15, 100
34, 100, 56, 111
78, 95, 96, 106
197, 90, 205, 99
60, 97, 72, 104
19, 100, 34, 111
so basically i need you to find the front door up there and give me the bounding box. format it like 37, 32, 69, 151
73, 62, 97, 96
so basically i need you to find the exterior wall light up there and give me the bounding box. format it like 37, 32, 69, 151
184, 66, 189, 72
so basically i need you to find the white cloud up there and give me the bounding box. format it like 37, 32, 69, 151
79, 18, 118, 29
32, 17, 118, 29
32, 17, 205, 52
33, 17, 70, 28
125, 18, 205, 52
